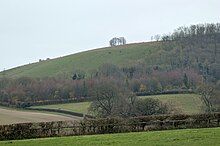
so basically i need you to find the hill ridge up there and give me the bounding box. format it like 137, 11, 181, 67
0, 41, 161, 78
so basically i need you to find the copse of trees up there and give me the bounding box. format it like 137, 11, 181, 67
88, 82, 168, 118
110, 37, 126, 46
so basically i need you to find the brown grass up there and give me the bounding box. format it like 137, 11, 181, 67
0, 107, 80, 125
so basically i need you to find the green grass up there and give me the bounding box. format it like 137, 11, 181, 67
0, 42, 162, 78
141, 94, 205, 114
1, 128, 220, 146
30, 94, 204, 115
30, 102, 91, 114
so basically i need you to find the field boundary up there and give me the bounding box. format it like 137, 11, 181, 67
0, 112, 220, 141
27, 107, 93, 118
135, 89, 194, 96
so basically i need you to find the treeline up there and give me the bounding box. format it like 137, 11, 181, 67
152, 23, 220, 82
158, 23, 220, 42
0, 65, 203, 108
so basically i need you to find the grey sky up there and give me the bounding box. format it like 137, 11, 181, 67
0, 0, 219, 71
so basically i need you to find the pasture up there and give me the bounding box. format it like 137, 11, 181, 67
30, 101, 91, 114
30, 94, 204, 115
0, 42, 161, 78
0, 94, 203, 125
141, 94, 204, 114
0, 128, 219, 146
0, 107, 80, 125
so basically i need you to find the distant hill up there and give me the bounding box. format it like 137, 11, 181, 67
1, 23, 219, 81
0, 42, 163, 78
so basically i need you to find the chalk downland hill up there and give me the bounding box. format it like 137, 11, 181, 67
0, 42, 163, 78
1, 39, 219, 81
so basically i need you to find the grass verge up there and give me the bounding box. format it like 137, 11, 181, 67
1, 127, 219, 146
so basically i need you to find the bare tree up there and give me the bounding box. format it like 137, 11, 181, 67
89, 83, 119, 117
89, 83, 136, 118
198, 84, 215, 113
154, 34, 161, 41
109, 37, 126, 47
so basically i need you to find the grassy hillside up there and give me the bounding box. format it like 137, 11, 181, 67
1, 23, 219, 80
1, 128, 220, 146
0, 42, 162, 78
30, 94, 204, 115
141, 94, 205, 114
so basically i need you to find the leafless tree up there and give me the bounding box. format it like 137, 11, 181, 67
109, 37, 126, 46
198, 84, 215, 113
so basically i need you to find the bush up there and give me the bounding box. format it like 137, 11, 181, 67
134, 98, 168, 116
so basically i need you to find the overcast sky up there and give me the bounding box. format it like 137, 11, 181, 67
0, 0, 219, 71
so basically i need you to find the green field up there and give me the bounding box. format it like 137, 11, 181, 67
0, 94, 204, 125
30, 102, 91, 114
0, 42, 162, 78
30, 94, 204, 115
141, 94, 205, 114
1, 128, 220, 146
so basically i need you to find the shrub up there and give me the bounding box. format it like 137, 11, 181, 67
134, 98, 168, 116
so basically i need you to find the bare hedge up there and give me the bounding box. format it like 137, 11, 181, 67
0, 113, 220, 141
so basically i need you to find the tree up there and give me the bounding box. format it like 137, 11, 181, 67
134, 98, 168, 116
154, 34, 161, 41
197, 84, 215, 113
72, 70, 86, 80
183, 73, 189, 89
119, 37, 126, 45
109, 37, 126, 46
89, 83, 119, 117
89, 83, 136, 118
